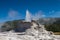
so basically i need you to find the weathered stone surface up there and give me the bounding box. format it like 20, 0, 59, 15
0, 21, 59, 40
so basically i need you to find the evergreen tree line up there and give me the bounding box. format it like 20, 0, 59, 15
45, 19, 60, 32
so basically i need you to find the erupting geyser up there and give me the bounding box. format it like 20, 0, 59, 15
25, 10, 31, 22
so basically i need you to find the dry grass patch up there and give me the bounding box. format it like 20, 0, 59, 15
54, 32, 60, 35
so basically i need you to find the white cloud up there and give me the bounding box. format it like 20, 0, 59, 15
7, 10, 20, 21
49, 10, 55, 14
0, 10, 21, 23
42, 15, 46, 17
8, 10, 18, 18
49, 11, 60, 17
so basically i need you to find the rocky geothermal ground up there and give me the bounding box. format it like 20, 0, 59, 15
0, 21, 60, 40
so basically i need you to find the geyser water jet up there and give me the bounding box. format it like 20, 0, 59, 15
25, 10, 31, 22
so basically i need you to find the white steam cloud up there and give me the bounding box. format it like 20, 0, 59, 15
31, 11, 46, 20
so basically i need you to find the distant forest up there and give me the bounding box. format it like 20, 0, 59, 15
45, 18, 60, 32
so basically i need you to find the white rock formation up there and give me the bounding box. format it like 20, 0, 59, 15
0, 22, 59, 40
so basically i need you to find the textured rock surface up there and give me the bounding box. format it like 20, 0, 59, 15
0, 21, 59, 40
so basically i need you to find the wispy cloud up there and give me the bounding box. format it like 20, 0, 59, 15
7, 9, 20, 21
8, 10, 18, 18
49, 11, 60, 17
0, 10, 21, 23
49, 10, 55, 14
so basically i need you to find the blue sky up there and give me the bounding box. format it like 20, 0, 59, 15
0, 0, 60, 23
